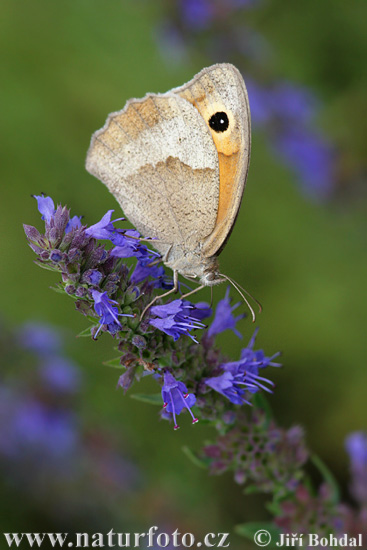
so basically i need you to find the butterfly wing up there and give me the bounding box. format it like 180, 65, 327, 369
86, 92, 220, 260
174, 63, 251, 258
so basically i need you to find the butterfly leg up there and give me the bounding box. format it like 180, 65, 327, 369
180, 284, 205, 301
140, 269, 179, 321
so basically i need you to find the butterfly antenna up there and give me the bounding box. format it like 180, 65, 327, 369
226, 274, 262, 314
219, 273, 259, 323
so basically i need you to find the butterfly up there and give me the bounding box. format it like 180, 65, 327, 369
86, 63, 258, 318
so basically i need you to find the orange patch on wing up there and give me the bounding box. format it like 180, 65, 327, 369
216, 150, 240, 227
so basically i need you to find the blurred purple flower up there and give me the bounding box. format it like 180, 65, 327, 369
12, 400, 78, 458
246, 78, 334, 198
346, 432, 367, 469
269, 82, 317, 123
208, 287, 244, 338
149, 299, 206, 343
39, 357, 82, 393
161, 371, 198, 430
275, 128, 334, 198
19, 322, 62, 356
180, 0, 213, 30
179, 0, 259, 30
345, 432, 367, 506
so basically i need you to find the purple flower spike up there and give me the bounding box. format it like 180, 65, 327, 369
34, 194, 55, 223
149, 299, 206, 343
205, 329, 280, 405
208, 287, 244, 338
161, 372, 198, 430
91, 290, 133, 338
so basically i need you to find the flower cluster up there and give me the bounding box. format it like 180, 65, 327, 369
205, 328, 280, 406
271, 434, 367, 542
25, 195, 367, 540
203, 412, 307, 495
25, 196, 278, 432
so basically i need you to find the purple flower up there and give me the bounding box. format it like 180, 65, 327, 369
205, 370, 247, 405
91, 290, 133, 338
161, 372, 198, 430
205, 329, 280, 405
65, 215, 82, 233
32, 194, 82, 243
149, 299, 206, 343
50, 250, 63, 262
86, 211, 157, 261
85, 210, 117, 240
34, 194, 55, 223
130, 258, 171, 288
82, 269, 103, 286
111, 230, 155, 261
208, 287, 244, 338
190, 302, 212, 321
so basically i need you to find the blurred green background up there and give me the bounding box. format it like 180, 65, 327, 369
1, 0, 367, 545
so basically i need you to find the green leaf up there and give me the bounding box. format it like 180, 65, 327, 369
235, 522, 281, 548
265, 499, 284, 517
182, 445, 209, 469
103, 357, 124, 369
243, 484, 261, 495
130, 393, 162, 406
35, 261, 60, 272
76, 326, 94, 338
310, 453, 340, 503
50, 284, 67, 295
